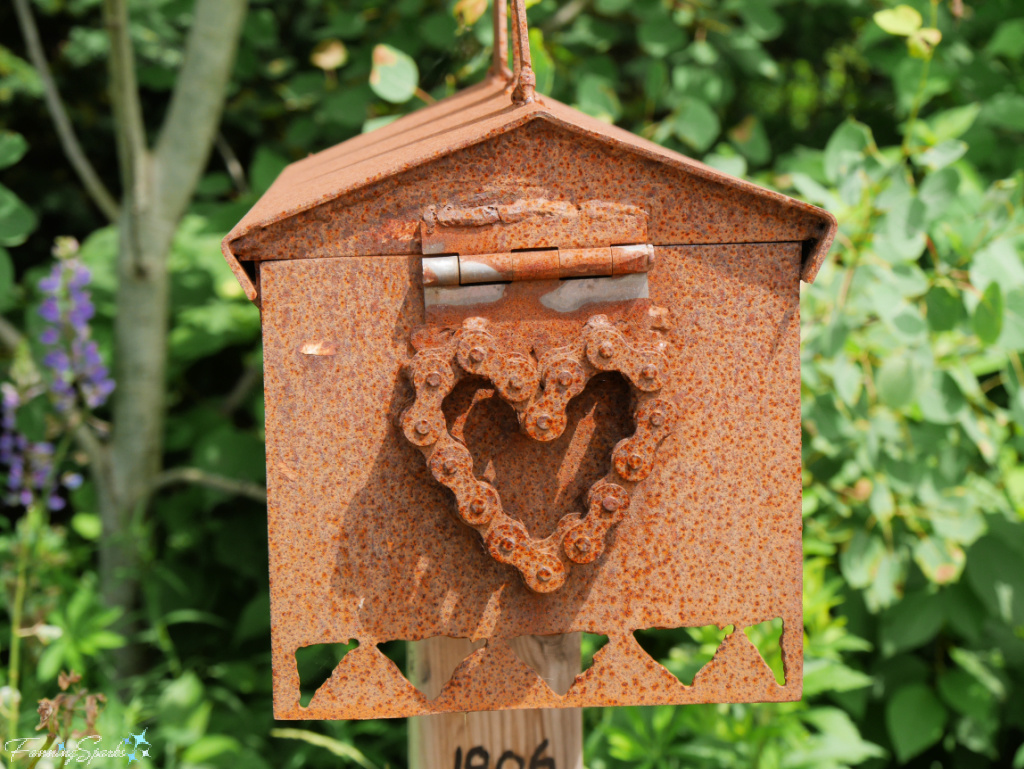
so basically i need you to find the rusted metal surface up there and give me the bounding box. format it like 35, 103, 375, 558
225, 6, 833, 718
220, 83, 836, 304
423, 244, 653, 287
420, 199, 648, 256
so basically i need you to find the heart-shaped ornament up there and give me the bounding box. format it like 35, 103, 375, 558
401, 313, 676, 593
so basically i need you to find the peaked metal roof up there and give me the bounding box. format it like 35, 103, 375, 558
222, 75, 836, 303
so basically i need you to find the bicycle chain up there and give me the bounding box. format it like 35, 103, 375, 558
401, 314, 675, 593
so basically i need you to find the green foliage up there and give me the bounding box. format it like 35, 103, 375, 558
1, 0, 1024, 767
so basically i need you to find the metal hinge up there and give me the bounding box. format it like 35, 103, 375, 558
421, 245, 655, 288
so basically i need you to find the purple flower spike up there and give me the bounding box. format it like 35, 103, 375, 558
47, 495, 66, 511
61, 472, 83, 490
39, 298, 61, 323
19, 490, 33, 507
40, 328, 60, 345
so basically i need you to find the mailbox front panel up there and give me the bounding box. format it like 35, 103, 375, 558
260, 242, 803, 719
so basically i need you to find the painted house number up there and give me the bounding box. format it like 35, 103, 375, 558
453, 739, 554, 769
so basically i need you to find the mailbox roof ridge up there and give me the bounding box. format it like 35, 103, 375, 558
223, 76, 835, 303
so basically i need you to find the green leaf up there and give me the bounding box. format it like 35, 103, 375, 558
971, 282, 1003, 346
728, 115, 771, 165
637, 20, 686, 58
981, 93, 1024, 132
71, 512, 102, 541
986, 19, 1024, 59
915, 139, 967, 171
965, 536, 1024, 624
271, 729, 380, 769
999, 287, 1024, 351
796, 708, 886, 766
249, 146, 288, 195
0, 183, 38, 247
919, 371, 966, 424
918, 167, 959, 224
831, 356, 862, 407
927, 104, 981, 142
823, 119, 873, 184
369, 44, 419, 104
0, 131, 28, 169
0, 245, 14, 312
575, 73, 621, 123
969, 238, 1024, 293
874, 5, 922, 36
914, 537, 965, 584
949, 646, 1007, 699
669, 98, 720, 152
938, 669, 992, 722
880, 591, 944, 657
886, 683, 948, 762
925, 286, 964, 331
876, 355, 921, 408
802, 658, 873, 696
181, 735, 242, 763
840, 531, 886, 589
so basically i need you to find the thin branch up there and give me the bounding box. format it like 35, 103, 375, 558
152, 467, 267, 503
102, 0, 148, 204
12, 0, 120, 223
541, 0, 590, 34
215, 133, 249, 196
220, 363, 261, 415
0, 316, 24, 354
154, 0, 249, 225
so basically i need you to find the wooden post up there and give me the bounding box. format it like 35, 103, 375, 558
409, 635, 583, 769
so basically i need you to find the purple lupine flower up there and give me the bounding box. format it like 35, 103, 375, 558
1, 238, 107, 510
34, 240, 114, 414
38, 298, 61, 323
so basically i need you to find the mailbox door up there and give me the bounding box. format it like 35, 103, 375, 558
259, 242, 803, 719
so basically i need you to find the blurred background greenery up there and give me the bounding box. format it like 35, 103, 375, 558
1, 0, 1023, 766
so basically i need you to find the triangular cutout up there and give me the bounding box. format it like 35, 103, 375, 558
433, 639, 555, 710
566, 633, 690, 706
304, 644, 427, 718
406, 636, 485, 700
691, 627, 783, 702
505, 633, 584, 696
295, 641, 358, 706
633, 625, 733, 685
582, 633, 609, 674
744, 618, 785, 685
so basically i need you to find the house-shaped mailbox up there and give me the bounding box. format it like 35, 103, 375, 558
223, 21, 835, 720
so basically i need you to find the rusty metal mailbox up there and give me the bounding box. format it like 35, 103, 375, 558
222, 3, 835, 721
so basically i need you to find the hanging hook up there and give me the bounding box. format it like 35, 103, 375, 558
490, 0, 535, 104
490, 0, 510, 78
